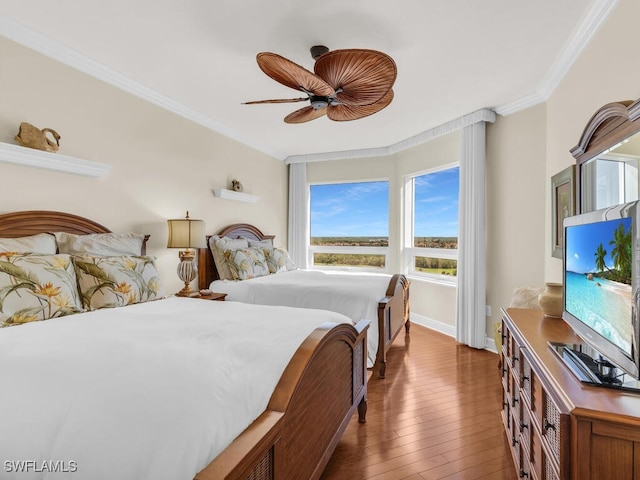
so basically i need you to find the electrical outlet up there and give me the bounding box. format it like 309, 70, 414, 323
485, 305, 492, 317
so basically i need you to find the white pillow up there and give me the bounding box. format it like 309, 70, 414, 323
55, 232, 145, 256
209, 235, 249, 280
0, 233, 57, 254
248, 238, 273, 248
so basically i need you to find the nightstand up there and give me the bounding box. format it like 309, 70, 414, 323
194, 292, 227, 301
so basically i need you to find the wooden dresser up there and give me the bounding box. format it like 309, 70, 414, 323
501, 308, 640, 479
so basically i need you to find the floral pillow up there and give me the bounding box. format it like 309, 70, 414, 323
225, 247, 270, 280
0, 253, 83, 327
264, 247, 297, 273
73, 255, 165, 311
209, 235, 249, 280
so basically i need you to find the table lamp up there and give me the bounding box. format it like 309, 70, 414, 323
167, 211, 206, 296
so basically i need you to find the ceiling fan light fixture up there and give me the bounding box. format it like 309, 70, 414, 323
310, 95, 329, 110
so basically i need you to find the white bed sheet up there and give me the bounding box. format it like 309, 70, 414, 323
210, 269, 393, 367
0, 296, 350, 480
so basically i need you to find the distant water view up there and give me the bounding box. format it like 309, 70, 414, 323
311, 237, 457, 272
311, 236, 457, 249
565, 271, 632, 354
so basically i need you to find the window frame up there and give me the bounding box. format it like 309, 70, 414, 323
403, 163, 459, 285
308, 179, 390, 273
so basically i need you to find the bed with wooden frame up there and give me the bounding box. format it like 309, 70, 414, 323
0, 210, 368, 480
197, 223, 410, 379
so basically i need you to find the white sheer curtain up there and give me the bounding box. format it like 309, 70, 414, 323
287, 162, 309, 269
456, 121, 487, 348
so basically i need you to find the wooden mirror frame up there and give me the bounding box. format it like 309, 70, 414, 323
570, 98, 640, 213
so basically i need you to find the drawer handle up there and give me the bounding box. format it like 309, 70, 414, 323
543, 419, 556, 432
519, 421, 528, 431
503, 401, 509, 408
512, 436, 519, 447
501, 333, 507, 341
511, 396, 518, 407
519, 469, 529, 478
512, 355, 519, 363
521, 375, 529, 383
502, 367, 507, 375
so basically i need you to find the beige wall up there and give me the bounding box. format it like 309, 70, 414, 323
485, 105, 547, 337
0, 37, 287, 293
307, 131, 460, 329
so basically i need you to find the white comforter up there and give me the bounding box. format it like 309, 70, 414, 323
210, 269, 393, 367
0, 297, 350, 480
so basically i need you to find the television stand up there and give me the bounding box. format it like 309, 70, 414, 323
501, 308, 640, 479
548, 341, 640, 392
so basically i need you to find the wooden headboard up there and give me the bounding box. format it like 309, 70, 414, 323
0, 210, 149, 254
197, 223, 275, 289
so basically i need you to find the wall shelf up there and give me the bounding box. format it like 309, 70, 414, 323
0, 141, 111, 177
212, 188, 259, 203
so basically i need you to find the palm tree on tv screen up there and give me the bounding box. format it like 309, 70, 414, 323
594, 243, 607, 273
609, 223, 632, 283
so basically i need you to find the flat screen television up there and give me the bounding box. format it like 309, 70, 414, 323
557, 200, 640, 391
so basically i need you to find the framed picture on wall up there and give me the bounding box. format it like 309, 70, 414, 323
551, 165, 575, 258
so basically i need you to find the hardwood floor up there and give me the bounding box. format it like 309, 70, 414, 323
322, 324, 517, 480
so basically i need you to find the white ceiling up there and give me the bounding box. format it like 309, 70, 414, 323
0, 1, 617, 161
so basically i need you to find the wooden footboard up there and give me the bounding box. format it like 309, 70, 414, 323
195, 320, 369, 480
374, 274, 410, 378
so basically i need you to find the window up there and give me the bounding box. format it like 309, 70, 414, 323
405, 165, 459, 282
309, 181, 389, 270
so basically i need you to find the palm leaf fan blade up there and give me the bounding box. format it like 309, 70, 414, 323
256, 52, 334, 96
284, 106, 327, 124
314, 49, 397, 106
327, 89, 394, 122
243, 97, 308, 105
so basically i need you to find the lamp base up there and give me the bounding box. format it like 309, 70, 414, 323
175, 286, 196, 297
175, 250, 198, 297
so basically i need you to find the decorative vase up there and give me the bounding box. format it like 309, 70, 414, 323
538, 282, 563, 318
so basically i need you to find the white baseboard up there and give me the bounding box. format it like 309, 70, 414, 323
410, 313, 456, 338
485, 337, 497, 354
410, 313, 498, 354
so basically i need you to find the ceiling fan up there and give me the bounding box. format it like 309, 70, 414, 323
244, 45, 397, 124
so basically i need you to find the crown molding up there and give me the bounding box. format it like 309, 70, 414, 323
285, 109, 496, 164
495, 0, 619, 117
537, 0, 619, 98
0, 15, 286, 161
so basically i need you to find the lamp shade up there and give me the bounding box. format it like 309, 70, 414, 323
167, 216, 206, 249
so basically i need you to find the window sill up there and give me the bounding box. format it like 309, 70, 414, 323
406, 273, 457, 287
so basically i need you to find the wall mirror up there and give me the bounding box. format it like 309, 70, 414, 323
571, 99, 640, 213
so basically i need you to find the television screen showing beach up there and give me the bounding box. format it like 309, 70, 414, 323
565, 217, 633, 355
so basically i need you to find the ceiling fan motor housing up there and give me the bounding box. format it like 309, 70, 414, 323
310, 95, 329, 110
310, 45, 329, 60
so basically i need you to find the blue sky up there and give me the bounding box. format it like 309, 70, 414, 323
310, 166, 459, 237
565, 217, 631, 273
